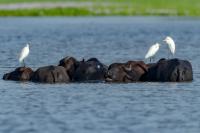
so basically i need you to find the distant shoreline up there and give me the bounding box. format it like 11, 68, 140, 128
0, 1, 199, 16
0, 2, 94, 10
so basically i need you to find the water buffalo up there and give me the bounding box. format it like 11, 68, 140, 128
2, 57, 193, 83
72, 58, 108, 82
31, 66, 70, 83
58, 56, 78, 80
105, 61, 148, 82
143, 58, 193, 82
3, 67, 34, 81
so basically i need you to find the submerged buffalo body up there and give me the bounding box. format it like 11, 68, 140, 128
72, 58, 108, 82
106, 61, 148, 82
2, 57, 193, 83
143, 58, 193, 82
3, 67, 34, 81
31, 66, 70, 83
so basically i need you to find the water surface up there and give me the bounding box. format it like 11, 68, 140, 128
0, 17, 200, 133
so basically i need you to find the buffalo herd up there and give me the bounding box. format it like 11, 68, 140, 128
3, 57, 193, 83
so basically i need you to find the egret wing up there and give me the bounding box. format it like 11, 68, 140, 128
145, 44, 158, 59
19, 47, 29, 62
168, 42, 175, 55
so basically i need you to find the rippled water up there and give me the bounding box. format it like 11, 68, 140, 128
0, 17, 200, 133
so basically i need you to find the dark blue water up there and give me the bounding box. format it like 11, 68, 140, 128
0, 17, 200, 133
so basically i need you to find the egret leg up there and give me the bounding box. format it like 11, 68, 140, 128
168, 50, 170, 59
23, 60, 26, 67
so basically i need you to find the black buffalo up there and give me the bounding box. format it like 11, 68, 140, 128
72, 58, 108, 82
143, 58, 193, 82
31, 66, 70, 83
58, 56, 78, 80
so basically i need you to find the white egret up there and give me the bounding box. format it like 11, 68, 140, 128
145, 43, 160, 62
19, 43, 30, 67
163, 36, 176, 58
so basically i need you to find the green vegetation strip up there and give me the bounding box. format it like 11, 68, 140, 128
0, 8, 93, 16
0, 0, 200, 16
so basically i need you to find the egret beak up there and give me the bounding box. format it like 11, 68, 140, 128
163, 39, 166, 42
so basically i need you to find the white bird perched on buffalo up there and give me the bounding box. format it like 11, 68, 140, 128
145, 43, 160, 62
19, 43, 30, 67
163, 36, 176, 58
